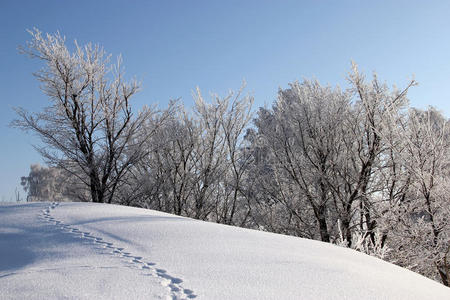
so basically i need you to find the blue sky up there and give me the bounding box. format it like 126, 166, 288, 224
1, 0, 450, 201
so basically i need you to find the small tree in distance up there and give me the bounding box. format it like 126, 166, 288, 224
13, 29, 166, 203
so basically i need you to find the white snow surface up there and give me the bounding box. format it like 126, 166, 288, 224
1, 202, 449, 299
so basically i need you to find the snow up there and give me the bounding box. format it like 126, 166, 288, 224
1, 202, 449, 299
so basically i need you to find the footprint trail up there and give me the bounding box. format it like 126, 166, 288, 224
41, 202, 196, 299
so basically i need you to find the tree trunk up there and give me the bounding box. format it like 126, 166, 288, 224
89, 171, 104, 203
316, 205, 330, 243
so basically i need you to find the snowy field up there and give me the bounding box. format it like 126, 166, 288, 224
1, 202, 449, 299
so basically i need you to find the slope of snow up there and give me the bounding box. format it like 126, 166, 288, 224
1, 202, 449, 299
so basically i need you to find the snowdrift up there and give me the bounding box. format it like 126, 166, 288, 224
1, 202, 449, 299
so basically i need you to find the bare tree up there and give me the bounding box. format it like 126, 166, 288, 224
13, 29, 159, 203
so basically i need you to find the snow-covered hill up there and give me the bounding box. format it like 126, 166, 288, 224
1, 202, 449, 299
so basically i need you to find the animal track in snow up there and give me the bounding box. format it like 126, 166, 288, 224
41, 202, 196, 299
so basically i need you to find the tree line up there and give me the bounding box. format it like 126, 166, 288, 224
16, 29, 449, 286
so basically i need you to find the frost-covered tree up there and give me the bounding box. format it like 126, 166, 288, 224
21, 164, 59, 202
382, 107, 450, 286
184, 87, 253, 221
250, 80, 349, 242
135, 86, 253, 223
13, 29, 161, 203
246, 64, 415, 247
136, 104, 197, 214
213, 86, 253, 225
334, 64, 414, 247
21, 164, 83, 202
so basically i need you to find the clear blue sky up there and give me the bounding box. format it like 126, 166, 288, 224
1, 0, 450, 201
